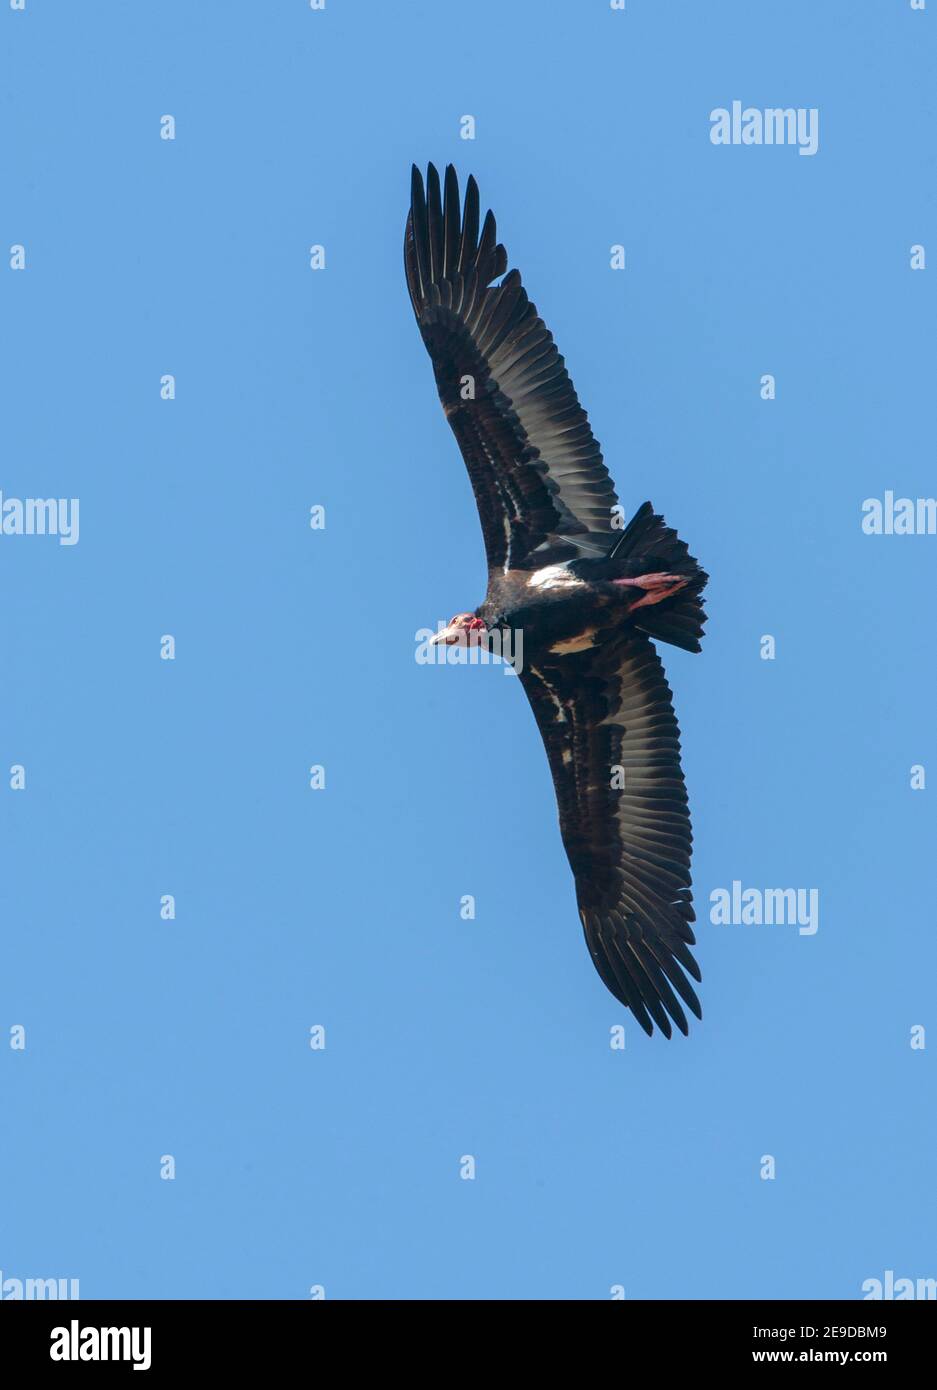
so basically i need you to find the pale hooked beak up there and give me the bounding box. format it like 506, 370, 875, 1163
430, 622, 488, 646
431, 624, 468, 646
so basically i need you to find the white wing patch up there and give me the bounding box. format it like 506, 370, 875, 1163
527, 564, 587, 592
550, 627, 599, 655
529, 665, 568, 723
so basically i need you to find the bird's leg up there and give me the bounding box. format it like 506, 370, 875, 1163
613, 573, 691, 611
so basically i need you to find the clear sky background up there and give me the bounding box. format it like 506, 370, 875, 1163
1, 1, 934, 1300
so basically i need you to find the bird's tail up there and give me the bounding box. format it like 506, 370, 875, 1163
610, 501, 708, 653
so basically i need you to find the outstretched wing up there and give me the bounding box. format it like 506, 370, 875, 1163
405, 163, 619, 572
519, 635, 702, 1037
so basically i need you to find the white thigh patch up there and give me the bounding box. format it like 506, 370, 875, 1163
527, 564, 587, 592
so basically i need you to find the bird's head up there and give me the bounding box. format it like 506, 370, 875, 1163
431, 613, 488, 647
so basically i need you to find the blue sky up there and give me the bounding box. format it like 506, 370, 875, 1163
1, 1, 934, 1299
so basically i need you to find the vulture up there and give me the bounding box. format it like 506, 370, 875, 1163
405, 164, 708, 1037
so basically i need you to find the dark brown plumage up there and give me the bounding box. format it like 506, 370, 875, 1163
406, 164, 708, 1037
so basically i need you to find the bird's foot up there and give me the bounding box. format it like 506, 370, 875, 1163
613, 572, 691, 611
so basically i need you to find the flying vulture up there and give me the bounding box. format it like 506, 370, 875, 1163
405, 164, 708, 1037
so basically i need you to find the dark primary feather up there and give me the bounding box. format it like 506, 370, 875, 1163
405, 163, 619, 571
519, 636, 702, 1037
